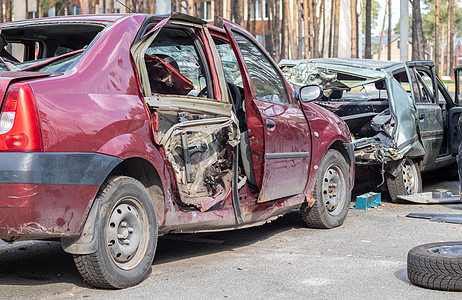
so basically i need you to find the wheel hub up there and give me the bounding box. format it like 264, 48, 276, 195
428, 245, 462, 255
402, 162, 416, 194
322, 166, 345, 215
107, 200, 145, 267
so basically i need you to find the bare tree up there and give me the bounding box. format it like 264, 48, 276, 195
296, 0, 303, 58
328, 0, 334, 57
332, 0, 340, 57
0, 0, 3, 22
5, 0, 11, 22
350, 0, 357, 58
272, 0, 281, 61
387, 0, 391, 60
303, 0, 310, 58
261, 0, 266, 48
284, 0, 296, 58
448, 0, 454, 73
365, 0, 372, 59
435, 0, 440, 74
378, 1, 388, 60
26, 0, 29, 19
252, 0, 256, 35
321, 0, 326, 57
108, 0, 114, 13
410, 0, 425, 60
246, 0, 251, 31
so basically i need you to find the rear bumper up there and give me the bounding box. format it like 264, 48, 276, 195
0, 152, 121, 239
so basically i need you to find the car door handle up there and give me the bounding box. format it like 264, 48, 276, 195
266, 118, 276, 128
419, 113, 425, 120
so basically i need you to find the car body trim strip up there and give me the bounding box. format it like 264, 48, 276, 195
265, 152, 310, 159
0, 152, 122, 186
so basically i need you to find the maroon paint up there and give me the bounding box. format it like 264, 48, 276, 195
300, 102, 355, 193
0, 14, 354, 240
0, 183, 98, 237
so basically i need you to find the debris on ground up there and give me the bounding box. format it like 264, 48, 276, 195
406, 213, 462, 224
355, 192, 381, 209
398, 191, 461, 204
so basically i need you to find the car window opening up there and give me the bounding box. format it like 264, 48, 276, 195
0, 23, 105, 73
144, 26, 212, 99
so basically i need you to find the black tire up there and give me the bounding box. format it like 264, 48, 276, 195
300, 149, 351, 229
73, 176, 158, 289
386, 157, 422, 203
407, 242, 462, 291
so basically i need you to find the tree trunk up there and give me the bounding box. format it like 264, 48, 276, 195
261, 0, 266, 48
332, 0, 340, 57
365, 0, 372, 59
267, 0, 274, 55
252, 0, 256, 35
350, 0, 357, 58
284, 0, 295, 59
25, 0, 29, 19
435, 0, 439, 75
411, 0, 425, 61
387, 0, 391, 60
273, 0, 281, 61
449, 0, 454, 73
321, 0, 325, 57
187, 0, 195, 16
328, 0, 334, 57
378, 1, 388, 60
0, 0, 3, 22
304, 0, 310, 58
246, 0, 251, 31
281, 0, 286, 59
6, 0, 11, 22
297, 0, 303, 58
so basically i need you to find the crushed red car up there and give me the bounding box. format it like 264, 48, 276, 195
0, 13, 354, 288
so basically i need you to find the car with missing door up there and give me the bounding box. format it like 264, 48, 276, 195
280, 59, 462, 202
0, 13, 354, 288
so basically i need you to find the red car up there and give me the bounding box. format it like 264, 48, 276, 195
0, 13, 353, 288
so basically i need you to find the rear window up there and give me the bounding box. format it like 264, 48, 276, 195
0, 22, 105, 73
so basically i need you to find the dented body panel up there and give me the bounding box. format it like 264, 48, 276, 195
280, 58, 458, 178
0, 14, 353, 243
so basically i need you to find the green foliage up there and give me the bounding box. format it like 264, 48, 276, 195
421, 0, 462, 41
40, 0, 50, 13
362, 0, 381, 32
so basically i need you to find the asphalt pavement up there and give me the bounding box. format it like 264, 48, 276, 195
0, 172, 461, 299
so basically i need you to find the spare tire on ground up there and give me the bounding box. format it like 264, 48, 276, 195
407, 241, 462, 291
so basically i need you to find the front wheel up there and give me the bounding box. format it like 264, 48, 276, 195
301, 149, 351, 229
386, 157, 422, 203
73, 176, 158, 289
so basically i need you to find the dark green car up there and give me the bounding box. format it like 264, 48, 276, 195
280, 59, 462, 202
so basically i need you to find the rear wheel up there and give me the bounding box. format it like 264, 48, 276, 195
73, 176, 158, 289
301, 149, 351, 229
387, 157, 422, 203
408, 242, 462, 291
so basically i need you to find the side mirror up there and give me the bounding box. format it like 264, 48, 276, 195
299, 84, 323, 103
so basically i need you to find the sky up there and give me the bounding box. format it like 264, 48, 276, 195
373, 0, 406, 36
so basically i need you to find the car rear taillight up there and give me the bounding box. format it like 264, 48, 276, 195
0, 83, 42, 151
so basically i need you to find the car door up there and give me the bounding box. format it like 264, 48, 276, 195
221, 20, 311, 203
409, 66, 445, 168
132, 16, 239, 212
